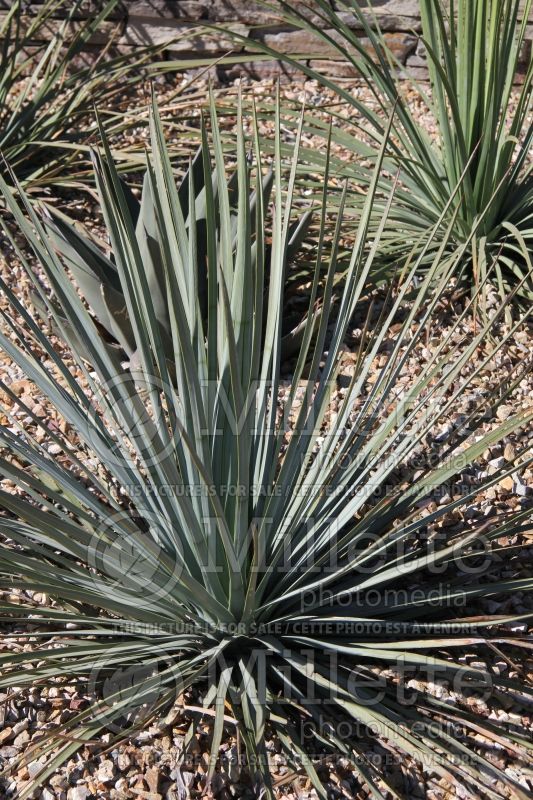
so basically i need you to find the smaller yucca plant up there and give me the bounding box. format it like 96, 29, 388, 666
0, 0, 168, 193
237, 0, 533, 308
0, 97, 532, 799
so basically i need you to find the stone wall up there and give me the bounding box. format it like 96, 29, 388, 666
117, 1, 422, 80
2, 1, 532, 82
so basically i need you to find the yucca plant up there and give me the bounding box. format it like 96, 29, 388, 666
0, 98, 532, 799
226, 0, 533, 307
0, 0, 170, 192
40, 142, 314, 368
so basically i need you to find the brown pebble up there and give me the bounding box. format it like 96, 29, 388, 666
499, 476, 514, 492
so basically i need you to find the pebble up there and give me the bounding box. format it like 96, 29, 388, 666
117, 752, 132, 771
496, 405, 513, 421
0, 728, 13, 744
515, 479, 531, 496
67, 789, 89, 800
12, 720, 28, 736
13, 730, 30, 747
0, 747, 19, 758
499, 476, 514, 492
503, 442, 516, 461
95, 759, 115, 783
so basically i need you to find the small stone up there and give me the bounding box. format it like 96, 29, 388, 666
514, 480, 531, 497
135, 731, 153, 743
67, 788, 90, 800
12, 719, 28, 736
0, 746, 19, 758
145, 766, 160, 794
49, 775, 68, 791
96, 759, 115, 783
499, 476, 514, 492
117, 752, 132, 771
503, 443, 515, 461
9, 379, 32, 396
48, 444, 62, 456
496, 405, 512, 421
0, 727, 13, 744
13, 730, 30, 746
40, 789, 55, 800
181, 772, 194, 788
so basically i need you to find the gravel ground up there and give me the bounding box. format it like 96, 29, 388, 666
0, 74, 532, 800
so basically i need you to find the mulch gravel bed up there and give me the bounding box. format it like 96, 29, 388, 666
0, 73, 532, 800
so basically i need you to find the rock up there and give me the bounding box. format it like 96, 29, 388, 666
168, 768, 187, 800
96, 759, 115, 783
135, 731, 154, 743
496, 405, 512, 421
515, 479, 531, 496
260, 28, 417, 64
0, 728, 13, 744
67, 788, 90, 800
145, 766, 161, 794
503, 442, 516, 461
13, 730, 30, 746
181, 771, 195, 788
121, 20, 249, 53
308, 59, 361, 78
0, 746, 20, 758
69, 697, 87, 711
9, 379, 32, 396
40, 789, 55, 800
499, 476, 514, 492
129, 1, 209, 21
163, 706, 182, 728
217, 59, 304, 82
117, 752, 132, 771
12, 719, 28, 736
49, 778, 67, 793
227, 0, 307, 25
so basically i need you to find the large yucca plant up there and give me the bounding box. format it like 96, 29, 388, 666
227, 0, 533, 308
0, 99, 532, 799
